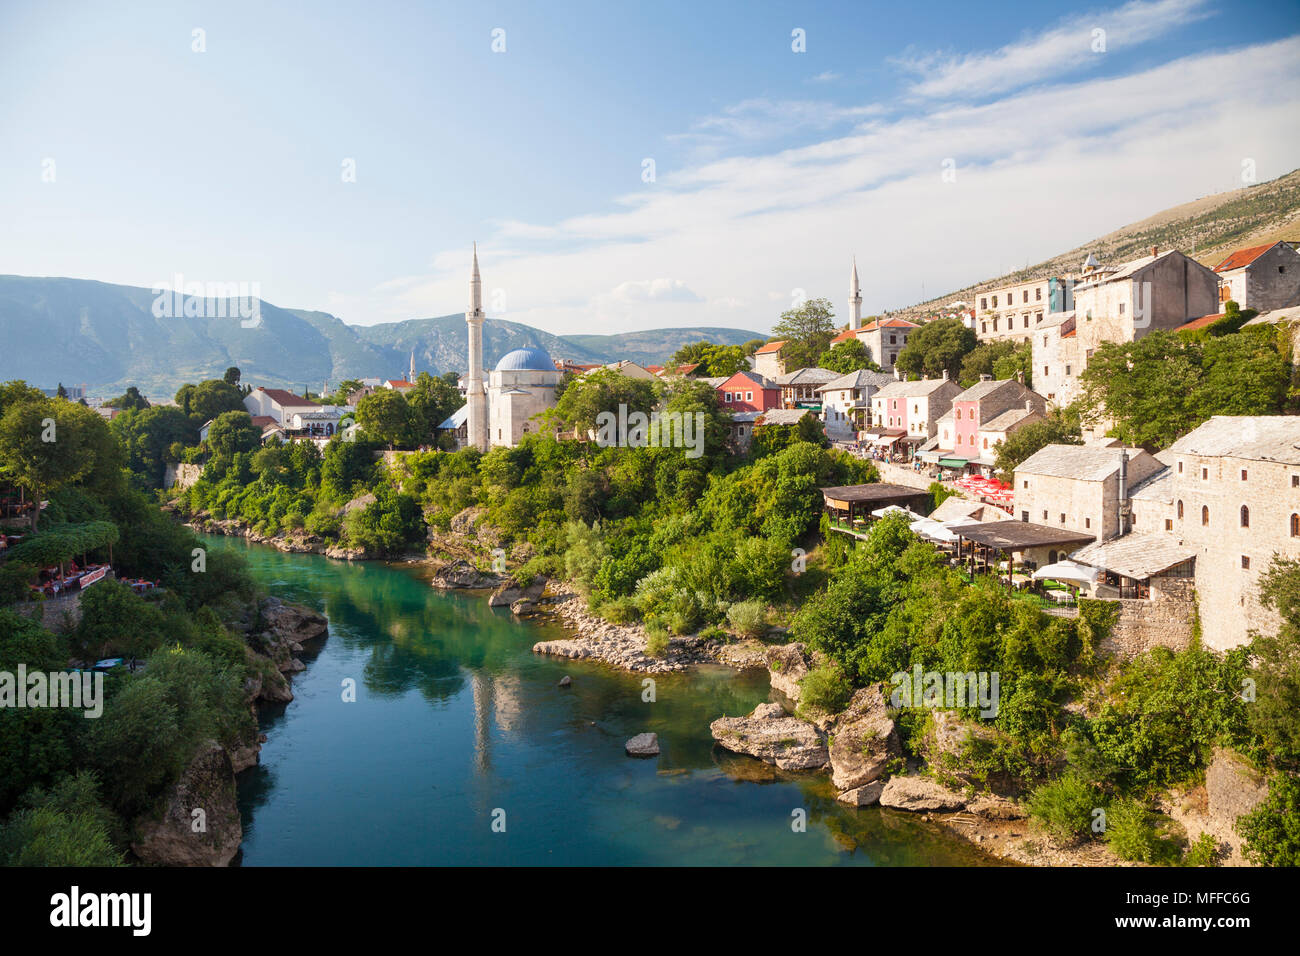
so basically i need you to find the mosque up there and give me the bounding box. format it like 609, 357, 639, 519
449, 245, 564, 450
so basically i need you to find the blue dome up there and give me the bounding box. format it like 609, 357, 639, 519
495, 346, 555, 372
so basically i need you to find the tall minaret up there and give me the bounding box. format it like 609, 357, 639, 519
408, 348, 415, 383
849, 256, 863, 330
465, 243, 489, 451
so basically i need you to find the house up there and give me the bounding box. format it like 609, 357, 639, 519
382, 379, 416, 395
854, 318, 918, 372
244, 387, 321, 424
1036, 249, 1220, 407
870, 376, 963, 451
816, 369, 894, 437
927, 376, 1047, 474
1212, 241, 1300, 311
724, 410, 763, 452
601, 360, 657, 380
1013, 444, 1166, 544
1123, 415, 1300, 650
437, 405, 469, 448
716, 370, 781, 414
773, 367, 839, 409
973, 276, 1072, 343
752, 341, 787, 379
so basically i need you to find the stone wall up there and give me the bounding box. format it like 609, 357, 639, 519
13, 589, 87, 633
1097, 578, 1196, 660
164, 463, 202, 490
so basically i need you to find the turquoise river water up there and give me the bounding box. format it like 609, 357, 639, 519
211, 536, 999, 866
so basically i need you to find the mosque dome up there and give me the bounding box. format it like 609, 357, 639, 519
494, 347, 556, 372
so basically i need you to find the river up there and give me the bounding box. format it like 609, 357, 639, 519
210, 536, 999, 866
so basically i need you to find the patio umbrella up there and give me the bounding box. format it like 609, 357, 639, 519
872, 504, 923, 520
1032, 560, 1100, 586
910, 517, 959, 543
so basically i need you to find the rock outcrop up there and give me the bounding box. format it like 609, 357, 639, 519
625, 733, 660, 757
921, 709, 1020, 795
827, 684, 901, 792
765, 643, 811, 702
710, 703, 829, 771
131, 741, 243, 866
879, 775, 968, 812
430, 558, 501, 590
488, 576, 547, 607
837, 781, 886, 807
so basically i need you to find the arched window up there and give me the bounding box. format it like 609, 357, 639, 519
1201, 506, 1209, 527
1240, 505, 1249, 528
1048, 550, 1058, 564
1177, 500, 1184, 519
1292, 513, 1299, 538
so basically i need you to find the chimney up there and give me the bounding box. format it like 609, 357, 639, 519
1015, 370, 1024, 384
979, 373, 992, 382
1151, 245, 1158, 257
1024, 398, 1033, 412
1116, 448, 1130, 538
942, 369, 949, 381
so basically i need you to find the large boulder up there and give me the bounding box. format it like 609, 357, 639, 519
879, 775, 968, 813
920, 709, 1020, 795
765, 643, 812, 703
131, 741, 243, 866
710, 703, 828, 771
837, 781, 886, 807
430, 559, 500, 590
625, 733, 660, 757
489, 575, 547, 608
828, 685, 900, 792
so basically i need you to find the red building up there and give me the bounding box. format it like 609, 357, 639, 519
716, 370, 781, 413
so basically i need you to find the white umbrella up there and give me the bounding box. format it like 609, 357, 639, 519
1033, 560, 1100, 585
872, 504, 922, 519
910, 517, 959, 543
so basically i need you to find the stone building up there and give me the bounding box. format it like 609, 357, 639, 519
1035, 248, 1220, 407
854, 318, 917, 372
1013, 444, 1164, 544
817, 368, 894, 436
1212, 241, 1300, 311
870, 375, 963, 444
752, 341, 787, 379
973, 276, 1072, 343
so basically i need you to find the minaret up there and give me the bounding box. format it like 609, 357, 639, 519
465, 243, 489, 451
849, 256, 863, 330
408, 348, 415, 383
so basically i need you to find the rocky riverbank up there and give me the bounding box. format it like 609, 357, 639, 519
129, 595, 329, 866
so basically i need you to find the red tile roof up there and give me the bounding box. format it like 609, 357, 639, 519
754, 340, 787, 354
1212, 243, 1277, 273
384, 380, 415, 388
830, 329, 857, 344
258, 388, 318, 407
675, 362, 701, 375
1178, 312, 1226, 332
860, 318, 919, 331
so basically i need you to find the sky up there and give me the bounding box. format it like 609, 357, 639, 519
1, 0, 1298, 337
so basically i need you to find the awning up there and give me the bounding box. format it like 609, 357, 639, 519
910, 517, 959, 543
937, 458, 968, 468
872, 505, 923, 519
871, 434, 902, 446
1033, 560, 1100, 586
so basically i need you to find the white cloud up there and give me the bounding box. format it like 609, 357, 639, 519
898, 0, 1212, 100
358, 36, 1300, 339
603, 278, 702, 304
808, 70, 839, 83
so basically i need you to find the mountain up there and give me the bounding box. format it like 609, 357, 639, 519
894, 167, 1300, 321
0, 275, 762, 398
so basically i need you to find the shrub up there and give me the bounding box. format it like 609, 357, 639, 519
645, 624, 670, 658
699, 625, 729, 643
797, 665, 852, 716
1026, 773, 1104, 842
727, 600, 769, 638
1104, 799, 1182, 865
1237, 772, 1300, 867
1181, 832, 1221, 867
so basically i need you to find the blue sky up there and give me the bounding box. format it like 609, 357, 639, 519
1, 0, 1298, 336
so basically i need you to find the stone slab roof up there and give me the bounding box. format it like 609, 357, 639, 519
1070, 534, 1197, 580
1164, 416, 1300, 465
1017, 444, 1151, 481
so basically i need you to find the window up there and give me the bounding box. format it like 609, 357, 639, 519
1241, 505, 1250, 528
992, 295, 998, 307
1292, 513, 1299, 537
1241, 469, 1247, 481
1021, 511, 1029, 522
1085, 517, 1091, 529
745, 391, 753, 401
1242, 555, 1251, 570
980, 297, 987, 310
1042, 510, 1048, 521
1035, 288, 1042, 301
993, 318, 999, 331
1177, 500, 1184, 518
1043, 366, 1049, 378
1165, 519, 1173, 531
1023, 290, 1029, 303
1202, 505, 1209, 526
1066, 365, 1072, 376
981, 321, 988, 333
1119, 303, 1125, 315
1043, 335, 1048, 347
983, 438, 989, 449
724, 392, 732, 402
913, 404, 919, 415
1022, 480, 1028, 489
955, 408, 962, 420
1294, 476, 1299, 488
1023, 315, 1029, 328
889, 334, 897, 344
1178, 461, 1183, 473
1202, 467, 1208, 480
1059, 513, 1066, 524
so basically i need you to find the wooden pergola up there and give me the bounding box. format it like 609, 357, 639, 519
953, 521, 1095, 587
821, 483, 933, 535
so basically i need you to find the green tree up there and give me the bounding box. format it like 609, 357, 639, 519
206, 410, 261, 458
356, 388, 413, 449
223, 366, 242, 386
771, 298, 837, 371
105, 386, 149, 411
818, 338, 880, 374
993, 406, 1083, 481
895, 318, 975, 380
0, 397, 97, 529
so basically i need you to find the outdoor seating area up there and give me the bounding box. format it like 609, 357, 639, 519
821, 483, 934, 537
30, 562, 110, 598
950, 474, 1014, 510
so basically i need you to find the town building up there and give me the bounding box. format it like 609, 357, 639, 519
1013, 444, 1164, 543
854, 318, 917, 372
926, 376, 1046, 474
974, 276, 1071, 344
716, 370, 781, 415
1212, 241, 1300, 311
773, 367, 838, 409
602, 360, 656, 379
1035, 248, 1220, 406
245, 387, 322, 424
752, 341, 787, 379
816, 368, 893, 437
870, 376, 963, 445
